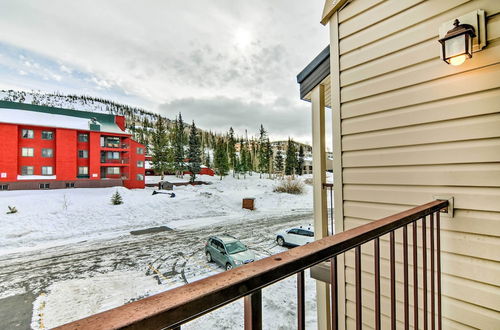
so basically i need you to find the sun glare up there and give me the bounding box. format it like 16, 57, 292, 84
234, 28, 252, 49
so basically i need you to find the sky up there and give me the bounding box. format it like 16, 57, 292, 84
0, 0, 330, 145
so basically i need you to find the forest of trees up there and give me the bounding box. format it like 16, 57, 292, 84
1, 90, 309, 181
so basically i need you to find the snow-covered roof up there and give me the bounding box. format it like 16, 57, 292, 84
0, 107, 124, 134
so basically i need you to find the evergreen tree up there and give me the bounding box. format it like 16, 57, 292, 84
285, 138, 298, 176
257, 125, 270, 178
265, 138, 273, 177
275, 147, 284, 174
173, 113, 186, 176
204, 151, 211, 168
150, 116, 171, 180
187, 121, 202, 183
214, 138, 229, 180
297, 145, 305, 175
227, 127, 237, 176
111, 191, 123, 205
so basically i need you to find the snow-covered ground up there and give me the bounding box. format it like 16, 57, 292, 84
0, 174, 317, 255
1, 173, 335, 329
31, 268, 318, 329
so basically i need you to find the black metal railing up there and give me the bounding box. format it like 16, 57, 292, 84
55, 200, 448, 330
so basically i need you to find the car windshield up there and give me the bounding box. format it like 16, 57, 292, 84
225, 241, 247, 254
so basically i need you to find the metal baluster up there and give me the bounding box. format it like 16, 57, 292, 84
331, 256, 338, 330
423, 216, 428, 330
430, 213, 435, 330
297, 271, 305, 330
437, 212, 442, 330
403, 226, 409, 330
355, 246, 362, 330
244, 290, 262, 330
374, 238, 381, 330
390, 231, 396, 330
413, 221, 419, 330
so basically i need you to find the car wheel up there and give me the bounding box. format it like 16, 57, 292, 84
277, 236, 285, 246
206, 252, 212, 262
225, 263, 233, 271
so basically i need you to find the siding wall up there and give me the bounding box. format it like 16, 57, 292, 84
328, 0, 500, 329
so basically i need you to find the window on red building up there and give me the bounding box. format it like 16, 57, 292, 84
42, 166, 53, 175
137, 161, 144, 168
21, 166, 34, 175
42, 149, 53, 158
22, 148, 34, 157
78, 133, 89, 142
42, 131, 54, 140
107, 167, 120, 175
137, 147, 144, 154
78, 166, 89, 175
22, 129, 34, 139
136, 174, 144, 181
107, 151, 120, 159
78, 150, 89, 158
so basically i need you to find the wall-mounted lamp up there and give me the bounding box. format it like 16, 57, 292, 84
438, 10, 487, 66
438, 19, 475, 66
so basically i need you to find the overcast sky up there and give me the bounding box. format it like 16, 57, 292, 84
0, 1, 330, 145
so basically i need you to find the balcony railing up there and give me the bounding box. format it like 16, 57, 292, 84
101, 143, 129, 149
100, 158, 129, 164
55, 200, 448, 330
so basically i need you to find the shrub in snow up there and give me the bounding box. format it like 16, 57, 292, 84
303, 178, 313, 185
111, 191, 123, 205
273, 178, 304, 195
6, 206, 18, 214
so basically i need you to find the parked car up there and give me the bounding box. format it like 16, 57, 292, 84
205, 235, 255, 270
276, 225, 314, 247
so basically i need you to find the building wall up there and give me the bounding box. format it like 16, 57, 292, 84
126, 139, 146, 189
0, 123, 18, 181
56, 129, 77, 180
328, 1, 500, 329
0, 119, 145, 190
17, 125, 56, 176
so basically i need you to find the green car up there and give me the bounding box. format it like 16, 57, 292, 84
205, 235, 255, 270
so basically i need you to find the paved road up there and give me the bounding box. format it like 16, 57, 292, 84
0, 212, 313, 329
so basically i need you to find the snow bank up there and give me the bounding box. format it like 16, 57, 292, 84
0, 174, 316, 255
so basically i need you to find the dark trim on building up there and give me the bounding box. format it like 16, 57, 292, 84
0, 179, 123, 191
0, 100, 116, 124
296, 46, 330, 100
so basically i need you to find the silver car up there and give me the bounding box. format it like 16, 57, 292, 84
205, 235, 255, 270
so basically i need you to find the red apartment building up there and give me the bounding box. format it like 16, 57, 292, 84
0, 101, 145, 190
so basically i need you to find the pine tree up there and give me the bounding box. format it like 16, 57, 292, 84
187, 121, 202, 183
111, 191, 123, 205
275, 147, 284, 174
257, 125, 269, 178
285, 138, 298, 176
214, 138, 229, 180
297, 145, 305, 175
238, 138, 246, 178
204, 151, 211, 168
265, 138, 273, 178
173, 113, 186, 177
151, 116, 171, 180
227, 127, 237, 176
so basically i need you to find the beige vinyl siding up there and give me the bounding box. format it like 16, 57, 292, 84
329, 0, 500, 328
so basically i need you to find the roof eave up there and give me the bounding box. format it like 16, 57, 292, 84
321, 0, 351, 25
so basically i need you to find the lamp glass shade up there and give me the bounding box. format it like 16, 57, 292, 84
444, 34, 466, 58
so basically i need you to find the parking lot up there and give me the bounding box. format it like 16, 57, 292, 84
0, 211, 313, 329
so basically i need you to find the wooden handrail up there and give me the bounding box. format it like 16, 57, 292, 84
56, 200, 448, 330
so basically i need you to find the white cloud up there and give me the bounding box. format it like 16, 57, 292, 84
0, 0, 329, 142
